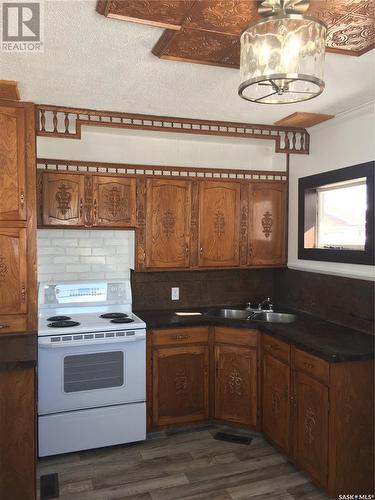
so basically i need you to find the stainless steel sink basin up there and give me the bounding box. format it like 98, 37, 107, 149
250, 312, 297, 323
206, 308, 251, 320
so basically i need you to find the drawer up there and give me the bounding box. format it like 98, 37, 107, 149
293, 348, 330, 384
152, 327, 209, 346
262, 333, 290, 363
214, 327, 258, 348
0, 315, 27, 334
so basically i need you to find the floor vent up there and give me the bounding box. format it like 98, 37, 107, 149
213, 432, 253, 445
40, 472, 59, 499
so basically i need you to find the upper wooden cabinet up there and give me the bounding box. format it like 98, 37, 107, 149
0, 106, 27, 221
41, 173, 84, 226
248, 182, 287, 266
145, 179, 191, 269
199, 181, 241, 267
93, 175, 136, 227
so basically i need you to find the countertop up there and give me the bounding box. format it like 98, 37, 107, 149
136, 307, 374, 363
0, 332, 37, 370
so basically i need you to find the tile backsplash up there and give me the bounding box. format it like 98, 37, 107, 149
37, 229, 134, 283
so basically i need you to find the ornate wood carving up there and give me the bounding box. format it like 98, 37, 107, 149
98, 0, 375, 69
190, 181, 199, 267
214, 210, 225, 238
161, 210, 176, 238
84, 174, 94, 227
304, 406, 317, 444
35, 104, 310, 155
55, 183, 72, 215
0, 255, 8, 285
261, 211, 273, 238
175, 368, 188, 396
37, 158, 288, 181
136, 178, 147, 270
271, 389, 281, 416
228, 368, 243, 396
240, 182, 248, 266
103, 186, 126, 218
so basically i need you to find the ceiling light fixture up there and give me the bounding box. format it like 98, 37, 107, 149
239, 0, 327, 104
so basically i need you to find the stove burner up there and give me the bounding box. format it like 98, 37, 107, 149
100, 312, 128, 319
47, 315, 72, 322
47, 320, 80, 328
110, 318, 134, 324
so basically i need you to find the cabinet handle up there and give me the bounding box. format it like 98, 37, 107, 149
185, 245, 189, 256
93, 199, 97, 219
21, 284, 26, 303
175, 335, 189, 340
200, 247, 203, 256
248, 243, 253, 258
303, 362, 314, 370
267, 344, 279, 351
20, 191, 25, 208
290, 393, 297, 406
0, 324, 10, 329
79, 198, 83, 217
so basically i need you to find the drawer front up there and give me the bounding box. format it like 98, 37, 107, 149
293, 348, 330, 384
262, 333, 290, 363
214, 327, 258, 348
0, 315, 27, 334
152, 327, 209, 346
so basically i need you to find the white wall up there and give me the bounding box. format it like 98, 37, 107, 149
37, 229, 134, 282
288, 102, 375, 281
37, 125, 286, 172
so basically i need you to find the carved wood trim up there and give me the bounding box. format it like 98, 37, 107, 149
190, 180, 199, 268
239, 182, 248, 266
136, 178, 147, 271
37, 158, 288, 182
35, 104, 310, 155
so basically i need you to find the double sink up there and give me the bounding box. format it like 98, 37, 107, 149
206, 308, 297, 323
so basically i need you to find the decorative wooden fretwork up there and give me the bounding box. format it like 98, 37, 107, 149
261, 211, 273, 238
37, 158, 288, 182
228, 368, 243, 396
104, 187, 124, 218
175, 368, 188, 396
214, 211, 225, 238
304, 407, 317, 445
35, 104, 310, 155
55, 183, 72, 215
0, 255, 8, 285
161, 210, 176, 238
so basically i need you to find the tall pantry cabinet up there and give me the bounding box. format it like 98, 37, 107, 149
0, 100, 37, 500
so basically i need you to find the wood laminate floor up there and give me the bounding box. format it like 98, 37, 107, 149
37, 426, 331, 500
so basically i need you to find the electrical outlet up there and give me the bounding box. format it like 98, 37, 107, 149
171, 287, 179, 301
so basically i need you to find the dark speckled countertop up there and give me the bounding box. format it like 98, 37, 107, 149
135, 307, 374, 363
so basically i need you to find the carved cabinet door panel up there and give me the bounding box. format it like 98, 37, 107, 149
93, 176, 136, 227
248, 182, 287, 266
145, 179, 191, 269
262, 353, 290, 452
292, 370, 329, 488
152, 345, 209, 426
0, 106, 26, 221
42, 173, 84, 226
199, 181, 241, 267
0, 228, 27, 315
214, 344, 257, 426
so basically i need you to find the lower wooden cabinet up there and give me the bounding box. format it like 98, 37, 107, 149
0, 366, 36, 500
152, 342, 209, 427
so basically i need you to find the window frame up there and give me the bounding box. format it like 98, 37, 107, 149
298, 161, 374, 265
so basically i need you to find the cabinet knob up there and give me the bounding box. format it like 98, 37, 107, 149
79, 198, 83, 217
303, 362, 314, 370
200, 247, 203, 255
0, 324, 10, 329
93, 199, 97, 219
21, 284, 26, 304
185, 245, 189, 256
175, 335, 189, 340
20, 191, 25, 208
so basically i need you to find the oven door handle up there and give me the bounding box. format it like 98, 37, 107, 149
38, 337, 145, 348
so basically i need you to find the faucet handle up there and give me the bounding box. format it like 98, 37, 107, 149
261, 297, 273, 311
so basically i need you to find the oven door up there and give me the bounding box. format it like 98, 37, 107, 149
38, 331, 146, 415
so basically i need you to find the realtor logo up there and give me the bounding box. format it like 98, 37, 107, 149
1, 1, 43, 52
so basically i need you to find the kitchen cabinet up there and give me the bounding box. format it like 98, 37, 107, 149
198, 181, 241, 267
149, 327, 209, 427
41, 172, 84, 226
262, 342, 290, 452
0, 365, 36, 500
93, 175, 136, 227
145, 179, 191, 269
248, 182, 287, 266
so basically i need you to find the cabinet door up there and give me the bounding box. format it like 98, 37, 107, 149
262, 353, 290, 452
215, 344, 257, 426
0, 106, 26, 221
0, 367, 36, 500
199, 181, 240, 267
42, 173, 84, 226
93, 176, 136, 227
292, 370, 329, 487
152, 345, 209, 426
146, 179, 191, 269
249, 182, 286, 265
0, 228, 27, 315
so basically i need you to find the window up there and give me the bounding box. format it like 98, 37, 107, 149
298, 162, 374, 265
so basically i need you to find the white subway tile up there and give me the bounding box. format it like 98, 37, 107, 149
38, 239, 52, 247
115, 247, 129, 255
65, 264, 91, 273
53, 256, 80, 264
62, 230, 91, 238
92, 248, 116, 256
37, 247, 65, 256
79, 239, 103, 247
80, 256, 106, 265
66, 248, 92, 256
52, 239, 78, 247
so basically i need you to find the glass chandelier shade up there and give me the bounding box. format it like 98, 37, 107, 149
239, 13, 327, 104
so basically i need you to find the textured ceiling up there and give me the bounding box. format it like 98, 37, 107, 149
0, 0, 374, 125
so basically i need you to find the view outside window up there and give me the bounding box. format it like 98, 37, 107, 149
316, 178, 367, 250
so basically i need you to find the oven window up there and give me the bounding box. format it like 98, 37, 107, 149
64, 351, 124, 393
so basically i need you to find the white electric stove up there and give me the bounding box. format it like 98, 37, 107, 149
37, 280, 146, 457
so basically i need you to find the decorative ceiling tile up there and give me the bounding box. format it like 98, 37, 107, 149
326, 13, 375, 54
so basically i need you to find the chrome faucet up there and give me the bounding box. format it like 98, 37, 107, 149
246, 297, 274, 312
